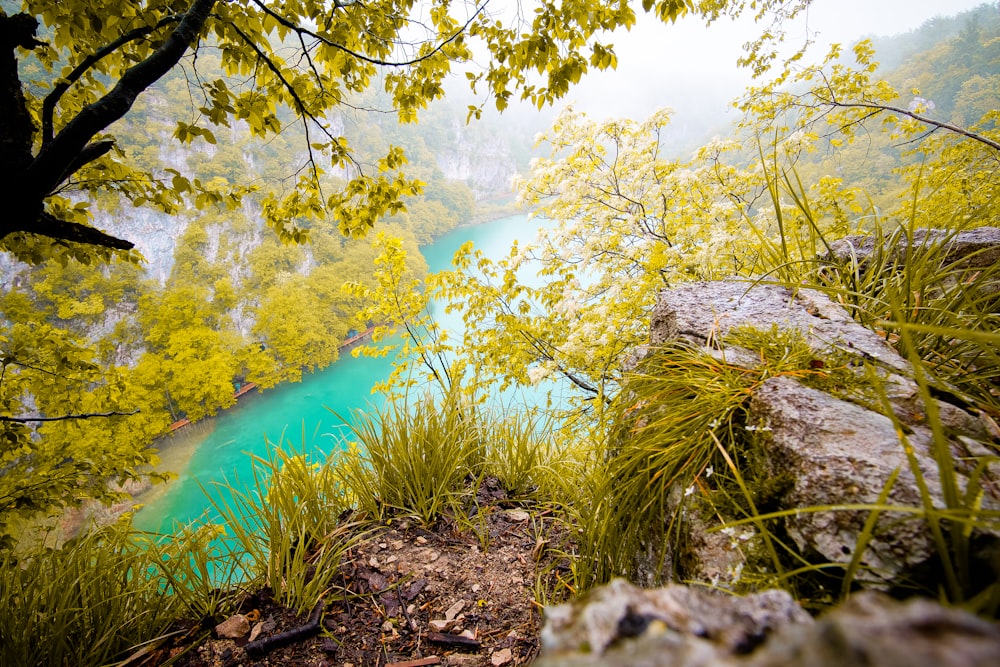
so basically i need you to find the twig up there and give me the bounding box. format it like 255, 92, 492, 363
386, 658, 440, 667
398, 586, 417, 632
245, 599, 325, 658
425, 632, 481, 650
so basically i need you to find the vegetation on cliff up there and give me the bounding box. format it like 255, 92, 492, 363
0, 1, 998, 665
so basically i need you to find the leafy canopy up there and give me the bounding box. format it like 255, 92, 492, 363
0, 0, 805, 263
0, 0, 812, 538
360, 23, 999, 436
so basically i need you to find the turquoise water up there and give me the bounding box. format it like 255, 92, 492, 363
132, 213, 543, 532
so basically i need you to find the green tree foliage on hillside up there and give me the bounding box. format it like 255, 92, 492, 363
1, 0, 814, 538
365, 17, 999, 436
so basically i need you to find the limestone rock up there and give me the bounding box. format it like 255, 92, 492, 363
751, 592, 1000, 667
214, 613, 251, 639
826, 226, 1000, 271
649, 281, 908, 374
749, 375, 944, 585
534, 582, 1000, 667
647, 281, 1000, 589
539, 579, 809, 660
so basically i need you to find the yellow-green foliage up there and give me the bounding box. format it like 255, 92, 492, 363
205, 443, 355, 615
0, 519, 190, 667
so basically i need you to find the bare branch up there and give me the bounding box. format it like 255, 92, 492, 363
0, 409, 140, 423
249, 0, 484, 68
813, 91, 1000, 152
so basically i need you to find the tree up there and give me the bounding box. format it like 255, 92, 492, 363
0, 0, 790, 260
1, 0, 813, 537
362, 35, 998, 439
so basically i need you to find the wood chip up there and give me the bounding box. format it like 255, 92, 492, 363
444, 599, 466, 621
491, 647, 513, 666
404, 578, 429, 601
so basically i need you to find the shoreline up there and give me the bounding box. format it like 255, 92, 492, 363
164, 325, 377, 434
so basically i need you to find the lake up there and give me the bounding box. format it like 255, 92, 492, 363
132, 213, 543, 532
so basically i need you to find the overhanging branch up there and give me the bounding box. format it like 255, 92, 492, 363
41, 14, 183, 145
28, 211, 134, 250
0, 409, 140, 423
813, 93, 1000, 153
25, 0, 218, 203
249, 0, 484, 68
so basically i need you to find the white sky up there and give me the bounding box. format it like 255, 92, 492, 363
561, 0, 993, 119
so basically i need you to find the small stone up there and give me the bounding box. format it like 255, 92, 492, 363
391, 540, 404, 550
429, 619, 452, 632
407, 604, 417, 615
248, 621, 265, 642
386, 555, 398, 564
379, 542, 388, 549
382, 620, 395, 632
369, 555, 380, 567
214, 613, 250, 639
445, 600, 466, 621
459, 629, 476, 640
416, 536, 428, 545
506, 510, 530, 522
472, 584, 481, 593
491, 648, 513, 666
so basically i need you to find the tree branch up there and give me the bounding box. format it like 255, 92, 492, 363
249, 0, 484, 68
24, 0, 218, 204
63, 139, 116, 176
0, 409, 140, 423
26, 211, 134, 250
41, 14, 183, 145
816, 95, 1000, 152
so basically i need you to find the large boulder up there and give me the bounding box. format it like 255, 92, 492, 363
533, 580, 1000, 667
646, 281, 999, 589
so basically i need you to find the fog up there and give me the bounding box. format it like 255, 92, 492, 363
566, 0, 990, 117
465, 0, 993, 156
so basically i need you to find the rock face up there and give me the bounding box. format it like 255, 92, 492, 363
646, 280, 1000, 590
539, 579, 810, 660
826, 226, 1000, 270
749, 376, 946, 583
533, 580, 1000, 667
436, 120, 517, 199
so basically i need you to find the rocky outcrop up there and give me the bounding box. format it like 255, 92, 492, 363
436, 120, 517, 199
826, 226, 1000, 270
533, 579, 1000, 667
646, 280, 1000, 590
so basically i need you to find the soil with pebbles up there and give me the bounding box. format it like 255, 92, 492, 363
144, 483, 570, 667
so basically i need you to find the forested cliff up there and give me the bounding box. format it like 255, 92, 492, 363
1, 1, 999, 665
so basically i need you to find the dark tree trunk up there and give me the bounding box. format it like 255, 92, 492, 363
0, 0, 219, 251
0, 13, 42, 239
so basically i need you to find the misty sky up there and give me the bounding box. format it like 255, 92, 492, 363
563, 0, 991, 119
488, 0, 994, 148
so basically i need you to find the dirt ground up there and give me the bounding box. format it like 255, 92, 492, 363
145, 483, 570, 667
